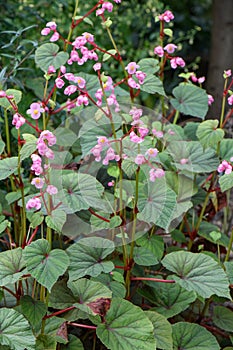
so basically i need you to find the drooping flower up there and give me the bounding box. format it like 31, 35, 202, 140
27, 102, 45, 120
149, 168, 165, 182
158, 10, 174, 22
164, 43, 177, 54
31, 177, 45, 189
154, 46, 164, 57
126, 62, 140, 75
228, 95, 233, 106
46, 185, 58, 195
26, 197, 41, 211
135, 154, 146, 165
146, 148, 159, 158
217, 160, 232, 174
170, 57, 185, 69
64, 85, 77, 96
12, 113, 25, 129
208, 94, 214, 106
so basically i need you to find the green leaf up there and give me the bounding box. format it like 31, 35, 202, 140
35, 43, 69, 72
67, 237, 115, 281
54, 128, 78, 147
0, 140, 5, 154
224, 261, 233, 284
60, 335, 84, 350
6, 188, 30, 205
138, 282, 196, 318
220, 139, 233, 161
20, 295, 47, 327
196, 120, 224, 148
45, 209, 67, 233
133, 246, 159, 266
0, 89, 22, 110
36, 334, 57, 350
172, 322, 220, 350
49, 279, 78, 309
0, 157, 18, 181
137, 175, 177, 231
136, 234, 164, 261
137, 58, 160, 74
23, 239, 69, 292
140, 74, 166, 95
61, 172, 107, 213
0, 308, 35, 350
167, 141, 219, 173
213, 306, 233, 332
20, 140, 37, 161
162, 251, 230, 299
219, 172, 233, 192
92, 273, 126, 298
44, 317, 67, 344
171, 84, 208, 119
27, 211, 44, 228
0, 220, 9, 235
68, 278, 112, 315
103, 49, 117, 61
0, 248, 26, 286
96, 298, 155, 350
164, 28, 173, 37
145, 311, 173, 350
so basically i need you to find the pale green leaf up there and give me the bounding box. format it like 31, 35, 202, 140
196, 120, 224, 148
20, 140, 37, 161
133, 246, 159, 266
172, 322, 220, 350
23, 239, 70, 292
219, 172, 233, 192
20, 295, 47, 327
145, 310, 173, 350
0, 308, 35, 350
137, 58, 160, 74
140, 74, 166, 96
96, 298, 155, 350
0, 157, 18, 181
0, 89, 22, 110
45, 209, 67, 233
67, 237, 115, 281
171, 84, 208, 119
213, 306, 233, 332
0, 248, 26, 286
35, 43, 69, 72
162, 251, 230, 298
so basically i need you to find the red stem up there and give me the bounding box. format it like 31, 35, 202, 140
26, 226, 39, 246
67, 322, 97, 330
88, 208, 110, 223
131, 277, 175, 283
72, 1, 104, 29
44, 306, 76, 319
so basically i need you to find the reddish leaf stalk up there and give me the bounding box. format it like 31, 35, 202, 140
43, 306, 76, 319
131, 277, 175, 283
67, 322, 97, 330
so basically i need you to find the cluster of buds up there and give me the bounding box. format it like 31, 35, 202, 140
126, 62, 146, 90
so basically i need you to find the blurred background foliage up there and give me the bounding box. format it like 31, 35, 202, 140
1, 0, 229, 114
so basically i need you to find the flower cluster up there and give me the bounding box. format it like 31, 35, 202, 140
41, 21, 59, 42
126, 62, 146, 89
27, 102, 45, 120
96, 1, 121, 16
37, 130, 56, 159
217, 160, 233, 175
91, 136, 120, 165
158, 10, 174, 22
12, 113, 26, 129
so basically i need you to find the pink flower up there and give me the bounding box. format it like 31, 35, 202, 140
64, 85, 77, 96
113, 0, 121, 2
72, 36, 87, 49
46, 185, 58, 195
154, 46, 164, 57
27, 102, 45, 120
76, 95, 89, 106
152, 129, 164, 138
75, 76, 86, 89
102, 147, 120, 165
12, 113, 25, 129
60, 65, 66, 74
198, 76, 205, 84
158, 10, 174, 22
46, 22, 57, 30
26, 197, 41, 211
96, 8, 104, 16
102, 2, 113, 12
228, 95, 233, 106
135, 154, 146, 165
164, 44, 177, 54
180, 158, 189, 165
102, 76, 113, 91
146, 148, 159, 157
126, 62, 140, 75
129, 107, 143, 120
91, 144, 102, 162
39, 130, 56, 146
218, 160, 232, 174
31, 154, 43, 175
138, 127, 149, 138
64, 73, 75, 81
97, 136, 109, 146
130, 131, 144, 144
135, 71, 146, 84
55, 78, 65, 89
108, 181, 115, 187
224, 69, 232, 78
83, 32, 94, 42
208, 94, 214, 106
93, 63, 101, 71
128, 78, 140, 89
41, 28, 51, 36
170, 57, 185, 69
47, 65, 56, 74
149, 168, 165, 182
31, 177, 45, 189
0, 91, 7, 97
50, 32, 59, 42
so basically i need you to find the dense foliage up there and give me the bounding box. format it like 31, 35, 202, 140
0, 1, 233, 349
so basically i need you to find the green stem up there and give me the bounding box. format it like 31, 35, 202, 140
64, 0, 79, 52
224, 227, 233, 262
4, 109, 11, 156
219, 79, 228, 128
173, 110, 180, 125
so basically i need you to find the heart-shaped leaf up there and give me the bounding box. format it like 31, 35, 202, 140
0, 308, 35, 350
140, 74, 166, 95
0, 157, 18, 181
60, 335, 84, 350
35, 43, 69, 72
196, 119, 224, 148
219, 172, 233, 192
172, 322, 220, 350
0, 89, 22, 110
162, 251, 230, 299
137, 58, 160, 74
145, 310, 173, 350
45, 209, 67, 233
171, 83, 208, 119
23, 239, 69, 292
213, 306, 233, 332
20, 295, 47, 327
67, 237, 115, 281
96, 298, 155, 350
0, 248, 26, 286
138, 282, 196, 318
